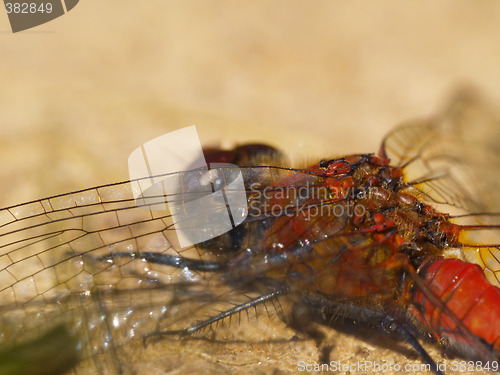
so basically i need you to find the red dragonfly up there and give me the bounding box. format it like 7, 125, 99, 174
1, 91, 500, 374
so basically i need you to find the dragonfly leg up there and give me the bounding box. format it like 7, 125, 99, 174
287, 301, 331, 364
385, 319, 445, 375
316, 301, 445, 375
99, 251, 225, 272
142, 288, 285, 346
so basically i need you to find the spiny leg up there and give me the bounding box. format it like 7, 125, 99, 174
318, 301, 444, 375
143, 288, 285, 345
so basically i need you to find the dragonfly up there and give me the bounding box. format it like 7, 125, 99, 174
1, 91, 500, 375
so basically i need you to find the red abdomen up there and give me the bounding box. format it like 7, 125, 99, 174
411, 258, 500, 353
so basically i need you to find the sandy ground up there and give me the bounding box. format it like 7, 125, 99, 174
2, 1, 500, 374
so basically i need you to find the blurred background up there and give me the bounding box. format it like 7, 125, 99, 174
2, 1, 500, 206
1, 1, 500, 373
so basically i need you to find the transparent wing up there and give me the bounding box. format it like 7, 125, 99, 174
0, 165, 329, 374
381, 90, 500, 285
